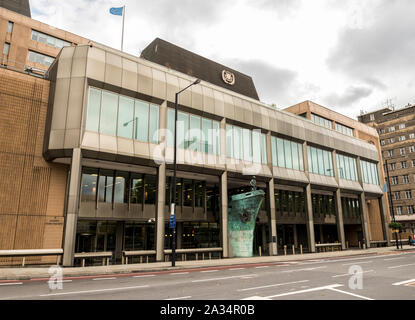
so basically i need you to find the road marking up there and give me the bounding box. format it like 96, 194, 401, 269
170, 272, 189, 275
297, 253, 412, 266
47, 280, 73, 283
192, 274, 256, 283
242, 296, 272, 300
261, 284, 343, 299
342, 261, 373, 266
0, 282, 23, 286
255, 266, 269, 269
282, 266, 327, 273
133, 275, 155, 278
328, 287, 374, 300
229, 268, 245, 271
201, 270, 219, 273
238, 280, 309, 292
92, 277, 117, 281
39, 285, 149, 297
332, 270, 374, 278
165, 296, 192, 300
384, 257, 405, 261
388, 263, 415, 269
392, 279, 415, 286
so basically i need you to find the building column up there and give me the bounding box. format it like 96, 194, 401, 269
359, 192, 371, 249
177, 222, 183, 249
293, 224, 298, 248
334, 189, 346, 250
156, 163, 166, 262
261, 224, 267, 254
378, 196, 391, 245
220, 171, 229, 258
115, 221, 124, 263
62, 148, 82, 267
267, 178, 278, 255
319, 224, 324, 243
305, 184, 316, 253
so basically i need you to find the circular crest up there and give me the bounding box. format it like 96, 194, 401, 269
222, 70, 235, 86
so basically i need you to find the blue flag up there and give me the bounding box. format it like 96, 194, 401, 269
382, 183, 388, 193
110, 7, 124, 16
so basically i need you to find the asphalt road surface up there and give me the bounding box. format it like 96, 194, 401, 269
1, 250, 415, 300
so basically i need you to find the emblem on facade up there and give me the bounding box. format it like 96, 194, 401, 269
239, 209, 251, 223
222, 70, 235, 86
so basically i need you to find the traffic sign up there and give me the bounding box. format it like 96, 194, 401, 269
169, 214, 176, 229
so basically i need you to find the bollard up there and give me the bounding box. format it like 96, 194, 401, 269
284, 245, 287, 256
358, 241, 361, 249
346, 241, 349, 249
259, 246, 262, 257
292, 245, 295, 255
300, 244, 303, 255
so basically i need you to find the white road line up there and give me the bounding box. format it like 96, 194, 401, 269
255, 266, 269, 269
282, 266, 327, 273
39, 285, 149, 297
297, 253, 412, 266
92, 277, 117, 281
192, 275, 256, 283
133, 275, 155, 278
384, 257, 405, 261
388, 263, 415, 269
342, 261, 373, 266
332, 270, 374, 278
0, 282, 23, 286
170, 272, 189, 275
263, 284, 343, 299
238, 280, 309, 292
241, 296, 271, 300
165, 296, 192, 300
328, 288, 374, 300
392, 279, 415, 286
47, 280, 73, 283
201, 270, 219, 273
229, 268, 245, 271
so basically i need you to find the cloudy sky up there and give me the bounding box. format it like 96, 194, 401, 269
30, 0, 415, 119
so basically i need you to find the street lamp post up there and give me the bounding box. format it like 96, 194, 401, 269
171, 79, 201, 267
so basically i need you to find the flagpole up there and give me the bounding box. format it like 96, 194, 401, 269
121, 5, 125, 51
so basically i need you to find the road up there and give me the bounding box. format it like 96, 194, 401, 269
0, 250, 415, 300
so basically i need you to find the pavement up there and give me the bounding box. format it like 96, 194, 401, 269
0, 245, 414, 281
0, 246, 415, 300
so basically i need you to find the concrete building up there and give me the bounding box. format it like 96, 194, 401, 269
0, 3, 391, 267
359, 104, 415, 237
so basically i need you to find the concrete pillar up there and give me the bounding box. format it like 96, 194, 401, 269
319, 224, 324, 243
63, 148, 82, 267
261, 224, 267, 254
305, 184, 316, 253
220, 171, 229, 258
267, 178, 278, 255
359, 192, 371, 249
156, 163, 166, 262
115, 221, 124, 263
334, 189, 346, 250
378, 197, 391, 245
177, 222, 183, 249
293, 224, 298, 248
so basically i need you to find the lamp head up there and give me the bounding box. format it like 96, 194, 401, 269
193, 79, 201, 85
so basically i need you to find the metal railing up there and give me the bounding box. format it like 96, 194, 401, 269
0, 57, 47, 78
74, 252, 113, 267
122, 250, 157, 265
164, 248, 223, 262
0, 249, 63, 267
315, 243, 342, 252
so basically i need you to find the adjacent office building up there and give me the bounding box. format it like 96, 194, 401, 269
359, 105, 415, 237
0, 2, 391, 266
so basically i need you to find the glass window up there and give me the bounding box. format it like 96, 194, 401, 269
234, 126, 242, 160
261, 134, 267, 164
291, 141, 299, 170
7, 22, 13, 33
189, 115, 201, 152
298, 143, 304, 171
243, 128, 252, 162
81, 168, 98, 203
86, 88, 101, 132
144, 175, 157, 205
213, 121, 220, 156
3, 43, 10, 55
311, 147, 318, 175
202, 118, 213, 154
317, 149, 324, 175
226, 125, 233, 158
195, 182, 204, 208
114, 172, 129, 204
100, 91, 118, 136
149, 104, 159, 143
271, 137, 277, 166
55, 39, 64, 49
183, 179, 193, 207
131, 175, 143, 204
167, 108, 175, 148
252, 131, 261, 164
38, 32, 47, 44
277, 138, 285, 168
135, 100, 149, 141
98, 170, 114, 203
117, 96, 134, 139
284, 139, 293, 169
177, 111, 189, 149
47, 35, 56, 47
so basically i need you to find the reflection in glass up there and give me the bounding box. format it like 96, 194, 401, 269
86, 88, 101, 132
98, 170, 114, 203
100, 92, 118, 136
183, 179, 193, 207
131, 175, 143, 204
145, 175, 157, 205
135, 100, 149, 141
81, 169, 98, 202
114, 172, 128, 204
149, 104, 159, 143
117, 96, 134, 139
